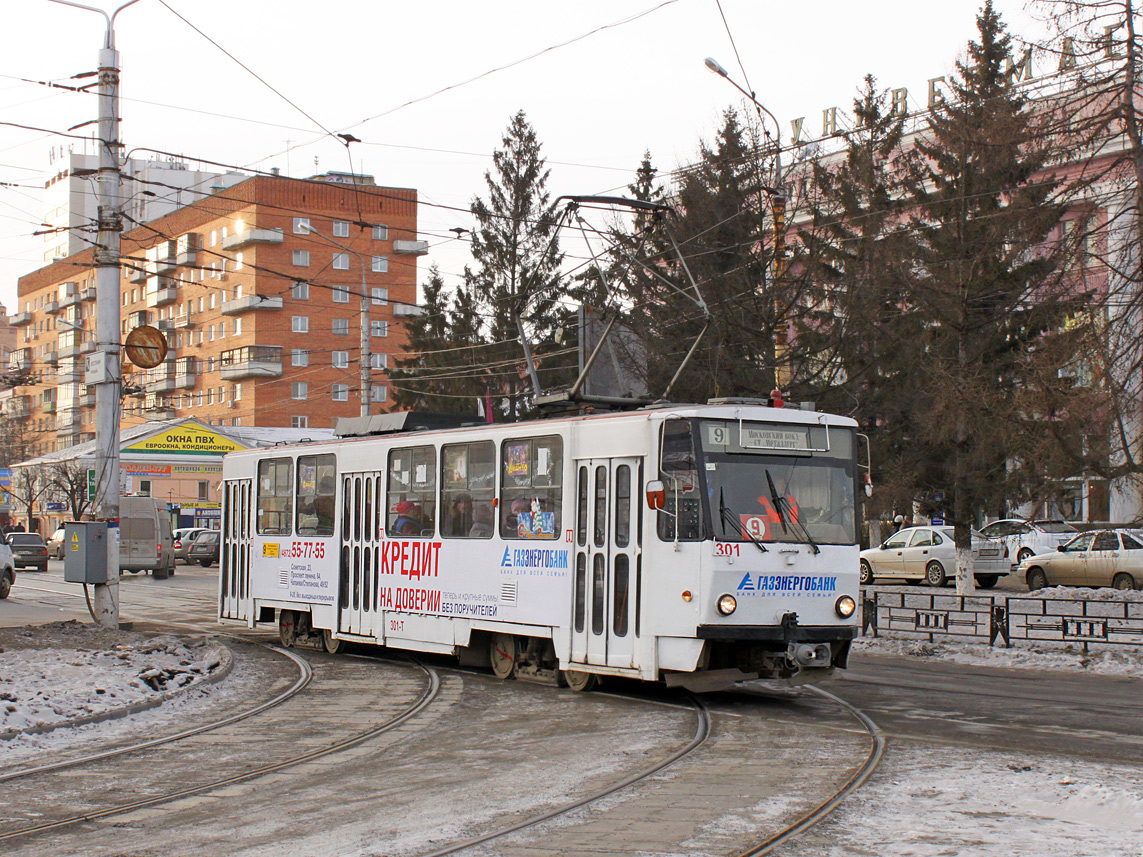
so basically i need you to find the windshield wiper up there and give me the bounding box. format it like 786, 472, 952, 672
765, 469, 820, 555
719, 487, 766, 553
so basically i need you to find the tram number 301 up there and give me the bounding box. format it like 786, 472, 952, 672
390, 619, 405, 632
713, 542, 742, 557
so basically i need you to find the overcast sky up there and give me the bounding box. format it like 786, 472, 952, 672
0, 0, 1047, 310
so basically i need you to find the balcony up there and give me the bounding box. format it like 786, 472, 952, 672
394, 239, 429, 256
222, 227, 284, 251
172, 311, 196, 329
80, 340, 96, 354
9, 311, 32, 327
220, 345, 282, 381
60, 285, 81, 309
154, 241, 178, 275
59, 343, 84, 360
43, 401, 56, 414
81, 286, 97, 302
127, 260, 147, 283
77, 391, 95, 407
145, 407, 176, 421
174, 357, 196, 389
56, 411, 80, 431
156, 319, 174, 332
394, 303, 424, 318
220, 294, 283, 315
44, 300, 60, 315
3, 396, 30, 418
44, 351, 59, 367
147, 286, 179, 308
176, 233, 200, 266
147, 377, 178, 393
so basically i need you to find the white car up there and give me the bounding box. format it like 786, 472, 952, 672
860, 525, 1011, 588
0, 541, 13, 598
977, 518, 1078, 565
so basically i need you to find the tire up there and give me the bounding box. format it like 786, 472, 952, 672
490, 633, 518, 679
322, 629, 344, 655
1027, 567, 1049, 591
152, 567, 170, 580
0, 573, 10, 599
925, 560, 947, 587
1017, 548, 1035, 564
975, 574, 1000, 589
562, 669, 598, 692
1112, 572, 1137, 591
199, 560, 212, 568
859, 560, 875, 586
278, 610, 297, 647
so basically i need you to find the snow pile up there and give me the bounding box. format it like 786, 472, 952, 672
1021, 585, 1143, 603
0, 621, 228, 738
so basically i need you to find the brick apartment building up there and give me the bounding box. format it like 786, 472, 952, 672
5, 173, 424, 457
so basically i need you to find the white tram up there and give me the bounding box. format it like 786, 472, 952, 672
218, 400, 861, 691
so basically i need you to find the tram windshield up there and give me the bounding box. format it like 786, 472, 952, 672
697, 419, 858, 547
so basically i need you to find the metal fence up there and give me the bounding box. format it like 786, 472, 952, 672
862, 591, 1143, 652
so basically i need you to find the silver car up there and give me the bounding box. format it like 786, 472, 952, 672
977, 518, 1078, 565
860, 525, 1011, 588
173, 527, 210, 564
1020, 529, 1143, 591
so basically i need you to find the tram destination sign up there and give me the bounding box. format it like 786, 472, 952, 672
740, 426, 810, 451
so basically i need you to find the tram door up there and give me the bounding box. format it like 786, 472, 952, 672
571, 458, 641, 669
219, 479, 252, 621
338, 472, 383, 637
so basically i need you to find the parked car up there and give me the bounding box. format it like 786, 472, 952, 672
6, 532, 49, 572
0, 541, 14, 598
977, 518, 1079, 565
859, 525, 1011, 587
1020, 529, 1143, 591
47, 527, 66, 560
173, 527, 210, 564
187, 530, 220, 567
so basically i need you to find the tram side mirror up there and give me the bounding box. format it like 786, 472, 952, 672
646, 480, 666, 510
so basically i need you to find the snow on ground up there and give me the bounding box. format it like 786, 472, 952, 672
777, 747, 1143, 857
0, 620, 229, 753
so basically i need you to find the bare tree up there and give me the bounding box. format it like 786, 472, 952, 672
6, 465, 49, 533
48, 459, 93, 521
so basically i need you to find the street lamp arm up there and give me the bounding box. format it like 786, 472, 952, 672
47, 0, 140, 47
704, 56, 781, 142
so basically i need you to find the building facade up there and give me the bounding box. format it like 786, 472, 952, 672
7, 173, 424, 458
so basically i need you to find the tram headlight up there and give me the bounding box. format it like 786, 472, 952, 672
835, 595, 857, 619
716, 593, 737, 616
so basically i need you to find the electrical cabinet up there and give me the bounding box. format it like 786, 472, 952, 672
63, 521, 109, 584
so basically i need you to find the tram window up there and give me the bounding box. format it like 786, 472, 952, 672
257, 458, 293, 535
295, 454, 337, 536
576, 466, 588, 547
613, 554, 629, 637
657, 420, 703, 541
591, 554, 605, 635
387, 446, 437, 537
500, 436, 563, 539
594, 466, 607, 547
441, 441, 495, 539
574, 552, 586, 633
615, 465, 631, 548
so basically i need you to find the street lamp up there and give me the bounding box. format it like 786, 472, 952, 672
48, 0, 140, 630
705, 56, 790, 388
304, 224, 372, 417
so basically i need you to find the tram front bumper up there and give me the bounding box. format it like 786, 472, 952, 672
695, 624, 858, 642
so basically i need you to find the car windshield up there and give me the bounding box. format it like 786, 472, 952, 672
1036, 521, 1077, 534
697, 419, 857, 546
8, 534, 45, 545
195, 532, 219, 544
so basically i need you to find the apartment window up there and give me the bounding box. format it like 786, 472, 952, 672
371, 385, 388, 403
233, 383, 242, 401
292, 281, 309, 300
333, 220, 350, 238
293, 217, 311, 234
210, 293, 216, 309
292, 348, 309, 367
210, 230, 217, 246
371, 320, 389, 338
332, 351, 349, 369
371, 353, 388, 369
232, 417, 242, 426
206, 388, 214, 405
208, 325, 215, 342
219, 321, 227, 338
292, 382, 308, 400
233, 318, 242, 335
372, 225, 388, 240
371, 256, 389, 273
293, 249, 310, 267
332, 384, 349, 402
139, 480, 152, 497
332, 319, 349, 336
292, 316, 309, 333
371, 287, 388, 305
291, 416, 308, 428
332, 285, 350, 303
235, 252, 244, 271
218, 385, 225, 402
332, 253, 349, 271
198, 480, 210, 501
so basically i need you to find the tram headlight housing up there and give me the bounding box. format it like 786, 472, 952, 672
716, 593, 737, 616
835, 594, 856, 619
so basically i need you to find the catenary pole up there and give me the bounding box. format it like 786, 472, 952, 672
50, 0, 140, 628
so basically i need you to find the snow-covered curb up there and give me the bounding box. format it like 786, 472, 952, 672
0, 622, 232, 740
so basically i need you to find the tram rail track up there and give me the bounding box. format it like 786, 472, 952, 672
0, 649, 442, 845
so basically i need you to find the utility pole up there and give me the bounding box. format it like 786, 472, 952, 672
52, 0, 139, 628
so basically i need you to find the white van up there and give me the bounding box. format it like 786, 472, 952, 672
120, 497, 176, 579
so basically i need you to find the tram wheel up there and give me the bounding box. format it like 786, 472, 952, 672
322, 629, 345, 655
562, 670, 598, 692
278, 610, 297, 647
490, 633, 518, 679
